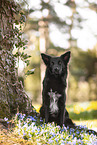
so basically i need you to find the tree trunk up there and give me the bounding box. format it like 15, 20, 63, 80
0, 0, 36, 119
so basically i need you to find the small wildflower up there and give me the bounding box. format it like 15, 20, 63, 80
13, 113, 97, 145
28, 116, 36, 122
76, 130, 80, 135
4, 117, 8, 121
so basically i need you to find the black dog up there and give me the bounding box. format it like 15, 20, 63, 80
40, 51, 97, 135
40, 51, 74, 127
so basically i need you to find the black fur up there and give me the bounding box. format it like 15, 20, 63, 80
40, 51, 97, 135
40, 51, 74, 127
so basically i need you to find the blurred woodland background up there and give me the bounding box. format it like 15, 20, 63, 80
18, 0, 97, 104
0, 0, 97, 119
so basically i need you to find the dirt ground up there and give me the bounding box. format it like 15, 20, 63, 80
0, 123, 34, 145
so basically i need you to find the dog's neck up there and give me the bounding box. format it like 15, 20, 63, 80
45, 69, 67, 88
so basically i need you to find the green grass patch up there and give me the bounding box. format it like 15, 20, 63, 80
69, 110, 97, 120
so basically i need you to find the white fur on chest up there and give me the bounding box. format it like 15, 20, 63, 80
48, 89, 61, 116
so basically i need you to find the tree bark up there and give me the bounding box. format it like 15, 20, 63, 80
0, 0, 36, 119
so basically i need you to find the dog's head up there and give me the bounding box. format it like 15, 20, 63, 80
41, 51, 71, 77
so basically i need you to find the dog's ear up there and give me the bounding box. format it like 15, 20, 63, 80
41, 53, 51, 65
61, 51, 71, 64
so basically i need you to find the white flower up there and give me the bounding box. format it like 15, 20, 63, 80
4, 117, 8, 121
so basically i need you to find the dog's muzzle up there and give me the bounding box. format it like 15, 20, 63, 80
53, 67, 60, 75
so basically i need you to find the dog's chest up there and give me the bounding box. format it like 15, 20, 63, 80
48, 89, 61, 117
47, 77, 64, 93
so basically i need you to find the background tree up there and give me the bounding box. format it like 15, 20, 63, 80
0, 0, 36, 119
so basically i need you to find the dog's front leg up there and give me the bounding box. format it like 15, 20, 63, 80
60, 106, 65, 127
44, 105, 49, 123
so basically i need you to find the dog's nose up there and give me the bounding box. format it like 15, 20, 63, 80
55, 67, 59, 72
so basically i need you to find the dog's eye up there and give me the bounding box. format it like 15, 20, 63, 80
51, 62, 54, 65
58, 61, 61, 65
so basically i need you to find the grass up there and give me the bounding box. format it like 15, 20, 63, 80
74, 119, 97, 129
0, 101, 97, 145
0, 130, 35, 145
12, 113, 97, 144
34, 101, 97, 121
69, 110, 97, 120
0, 119, 97, 145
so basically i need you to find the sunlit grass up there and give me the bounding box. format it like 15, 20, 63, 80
33, 101, 97, 114
33, 101, 97, 129
74, 119, 97, 129
73, 101, 97, 114
0, 130, 35, 145
33, 104, 41, 113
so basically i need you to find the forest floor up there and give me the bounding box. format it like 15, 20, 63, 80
0, 129, 33, 145
0, 119, 97, 145
0, 122, 34, 145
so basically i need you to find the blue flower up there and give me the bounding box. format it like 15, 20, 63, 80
55, 138, 58, 143
61, 142, 65, 145
73, 133, 75, 138
7, 121, 9, 124
67, 126, 69, 130
50, 131, 56, 137
76, 130, 80, 135
40, 117, 43, 122
28, 116, 36, 122
60, 126, 67, 132
23, 132, 26, 136
48, 138, 54, 144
